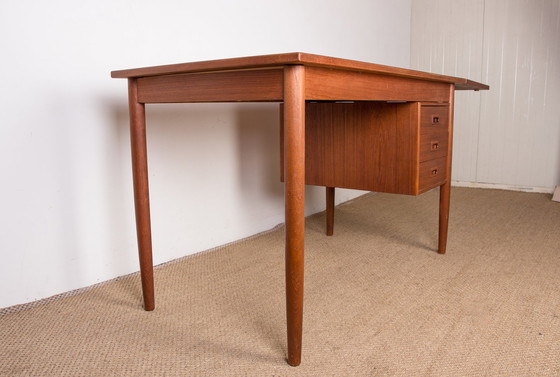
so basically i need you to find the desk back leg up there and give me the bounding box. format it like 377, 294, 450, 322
438, 183, 450, 254
128, 78, 155, 311
326, 187, 335, 236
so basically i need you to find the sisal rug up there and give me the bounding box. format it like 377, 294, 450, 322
1, 187, 559, 376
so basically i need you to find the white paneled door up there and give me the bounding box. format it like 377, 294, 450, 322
411, 0, 560, 191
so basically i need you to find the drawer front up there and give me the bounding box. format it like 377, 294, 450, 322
420, 129, 448, 162
421, 105, 449, 132
419, 156, 447, 191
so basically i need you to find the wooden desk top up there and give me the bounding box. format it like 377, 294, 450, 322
111, 52, 488, 91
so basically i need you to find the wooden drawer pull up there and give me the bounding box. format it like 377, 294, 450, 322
431, 168, 439, 176
430, 141, 440, 151
432, 116, 440, 124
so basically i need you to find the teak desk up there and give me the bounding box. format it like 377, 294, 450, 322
111, 53, 488, 366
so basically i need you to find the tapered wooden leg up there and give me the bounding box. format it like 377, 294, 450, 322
128, 78, 155, 311
326, 187, 335, 236
283, 65, 306, 366
438, 85, 455, 255
438, 182, 450, 254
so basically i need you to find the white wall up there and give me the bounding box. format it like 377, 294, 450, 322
411, 0, 560, 192
0, 0, 411, 308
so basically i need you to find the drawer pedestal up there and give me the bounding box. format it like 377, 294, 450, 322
281, 101, 450, 196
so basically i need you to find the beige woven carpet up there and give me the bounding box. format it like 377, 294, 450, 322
2, 188, 559, 376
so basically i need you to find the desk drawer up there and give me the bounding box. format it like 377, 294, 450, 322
419, 156, 447, 191
421, 105, 448, 132
420, 129, 448, 162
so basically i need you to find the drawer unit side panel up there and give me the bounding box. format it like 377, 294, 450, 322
304, 102, 419, 195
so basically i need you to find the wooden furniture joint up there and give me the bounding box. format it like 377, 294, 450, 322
111, 52, 488, 366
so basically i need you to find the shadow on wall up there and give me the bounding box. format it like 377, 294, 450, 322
235, 104, 285, 220
234, 104, 328, 217
140, 102, 286, 211
105, 102, 325, 268
106, 99, 140, 274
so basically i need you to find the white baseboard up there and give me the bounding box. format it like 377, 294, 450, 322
552, 186, 560, 202
451, 180, 555, 194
